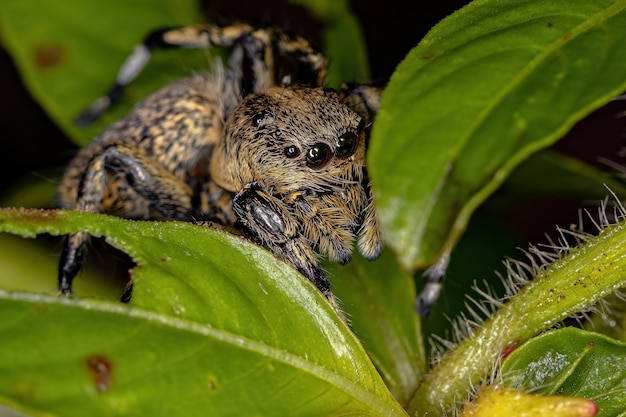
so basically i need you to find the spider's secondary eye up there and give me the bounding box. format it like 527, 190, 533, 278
335, 131, 358, 158
306, 143, 331, 169
284, 145, 300, 158
252, 112, 267, 127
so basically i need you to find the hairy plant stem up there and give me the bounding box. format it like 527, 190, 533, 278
409, 221, 626, 416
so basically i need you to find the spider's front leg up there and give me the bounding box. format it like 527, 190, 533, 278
232, 182, 331, 297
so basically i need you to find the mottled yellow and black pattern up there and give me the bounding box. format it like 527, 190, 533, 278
58, 20, 383, 301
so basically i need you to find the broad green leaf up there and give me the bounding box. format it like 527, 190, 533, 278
502, 327, 626, 417
409, 216, 626, 415
0, 0, 204, 145
369, 0, 626, 271
0, 208, 407, 417
326, 250, 426, 407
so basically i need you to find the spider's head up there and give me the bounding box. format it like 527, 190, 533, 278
211, 86, 367, 195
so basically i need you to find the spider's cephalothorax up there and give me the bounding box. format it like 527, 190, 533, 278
57, 21, 383, 301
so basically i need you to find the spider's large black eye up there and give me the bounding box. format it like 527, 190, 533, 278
335, 131, 359, 158
306, 143, 332, 169
284, 145, 300, 158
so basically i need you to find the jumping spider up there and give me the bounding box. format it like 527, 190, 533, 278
57, 21, 384, 301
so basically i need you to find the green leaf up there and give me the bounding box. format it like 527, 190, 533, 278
0, 208, 407, 417
502, 327, 626, 417
326, 250, 426, 407
0, 0, 204, 145
369, 0, 626, 271
409, 216, 626, 415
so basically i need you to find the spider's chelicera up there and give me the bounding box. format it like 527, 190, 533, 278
57, 21, 384, 302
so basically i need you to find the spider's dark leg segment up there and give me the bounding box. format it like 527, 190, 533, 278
76, 22, 329, 125
233, 182, 331, 296
232, 28, 326, 93
340, 83, 383, 132
58, 145, 194, 295
417, 252, 450, 316
58, 232, 87, 296
76, 22, 255, 126
274, 33, 327, 86
73, 145, 194, 220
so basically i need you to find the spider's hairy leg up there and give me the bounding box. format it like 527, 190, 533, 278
196, 179, 237, 226
338, 83, 385, 260
417, 252, 450, 316
233, 182, 331, 297
75, 21, 254, 126
357, 197, 383, 260
340, 83, 383, 131
271, 31, 327, 87
76, 21, 328, 126
57, 145, 195, 295
58, 232, 88, 296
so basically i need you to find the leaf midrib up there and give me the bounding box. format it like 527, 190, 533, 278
0, 290, 403, 416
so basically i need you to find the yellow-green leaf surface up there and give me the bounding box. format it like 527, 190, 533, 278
459, 387, 598, 417
370, 0, 626, 271
0, 208, 407, 417
502, 327, 626, 416
327, 250, 426, 407
0, 234, 115, 298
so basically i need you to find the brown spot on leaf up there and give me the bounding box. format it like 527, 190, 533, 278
420, 51, 436, 60
86, 354, 113, 392
33, 42, 65, 69
563, 32, 572, 41
207, 376, 219, 391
